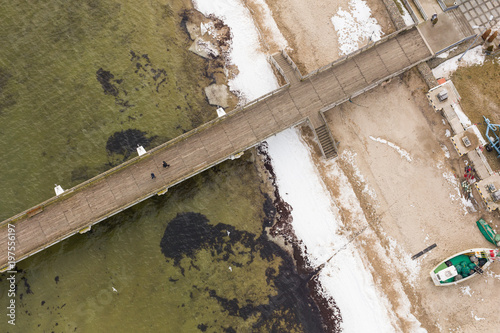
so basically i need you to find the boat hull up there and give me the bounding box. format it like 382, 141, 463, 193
476, 218, 500, 246
430, 248, 496, 286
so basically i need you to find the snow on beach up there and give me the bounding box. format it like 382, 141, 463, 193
331, 0, 383, 55
248, 0, 288, 49
442, 170, 476, 214
192, 0, 281, 103
324, 149, 424, 331
266, 130, 399, 331
266, 134, 427, 332
265, 131, 340, 266
341, 150, 378, 200
191, 0, 421, 331
369, 136, 413, 162
392, 0, 414, 26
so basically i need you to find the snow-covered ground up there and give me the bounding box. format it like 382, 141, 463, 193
192, 0, 419, 331
331, 0, 383, 55
432, 46, 485, 79
249, 0, 288, 49
394, 0, 415, 26
369, 136, 413, 162
193, 0, 281, 103
266, 130, 401, 331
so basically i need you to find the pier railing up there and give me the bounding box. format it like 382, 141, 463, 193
302, 24, 418, 80
0, 81, 291, 228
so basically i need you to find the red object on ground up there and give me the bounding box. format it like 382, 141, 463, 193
437, 78, 446, 85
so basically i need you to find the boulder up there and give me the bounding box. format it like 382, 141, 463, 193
204, 84, 231, 108
185, 21, 201, 40
188, 37, 219, 59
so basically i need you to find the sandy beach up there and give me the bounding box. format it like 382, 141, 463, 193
258, 1, 500, 332
191, 0, 500, 331
251, 0, 394, 72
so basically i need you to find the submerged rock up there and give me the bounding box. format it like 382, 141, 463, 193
204, 83, 231, 108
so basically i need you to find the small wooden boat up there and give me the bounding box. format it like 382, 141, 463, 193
476, 218, 500, 246
430, 248, 498, 286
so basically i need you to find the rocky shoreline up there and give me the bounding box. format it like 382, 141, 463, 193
255, 143, 343, 333
181, 9, 239, 110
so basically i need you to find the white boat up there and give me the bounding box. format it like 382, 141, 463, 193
430, 248, 498, 286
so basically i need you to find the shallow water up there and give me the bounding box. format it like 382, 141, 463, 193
0, 1, 325, 331
1, 155, 323, 332
0, 0, 214, 220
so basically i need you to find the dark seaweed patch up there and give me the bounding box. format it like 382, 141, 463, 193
96, 68, 119, 97
129, 50, 168, 93
256, 143, 294, 243
257, 143, 342, 332
95, 67, 134, 113
98, 51, 167, 114
21, 276, 33, 294
105, 129, 156, 159
262, 193, 276, 228
208, 289, 239, 316
160, 212, 325, 332
160, 213, 220, 266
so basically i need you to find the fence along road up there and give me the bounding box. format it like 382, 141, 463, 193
0, 25, 433, 270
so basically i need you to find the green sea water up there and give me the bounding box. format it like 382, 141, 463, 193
0, 0, 214, 221
0, 1, 324, 332
1, 155, 321, 332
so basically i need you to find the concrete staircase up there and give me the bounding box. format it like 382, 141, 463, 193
315, 124, 337, 159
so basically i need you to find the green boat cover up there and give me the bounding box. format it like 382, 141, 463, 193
477, 218, 498, 246
434, 254, 473, 284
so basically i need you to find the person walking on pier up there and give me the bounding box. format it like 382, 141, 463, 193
151, 173, 156, 179
162, 161, 170, 168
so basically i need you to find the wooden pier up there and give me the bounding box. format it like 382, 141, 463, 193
0, 25, 433, 270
